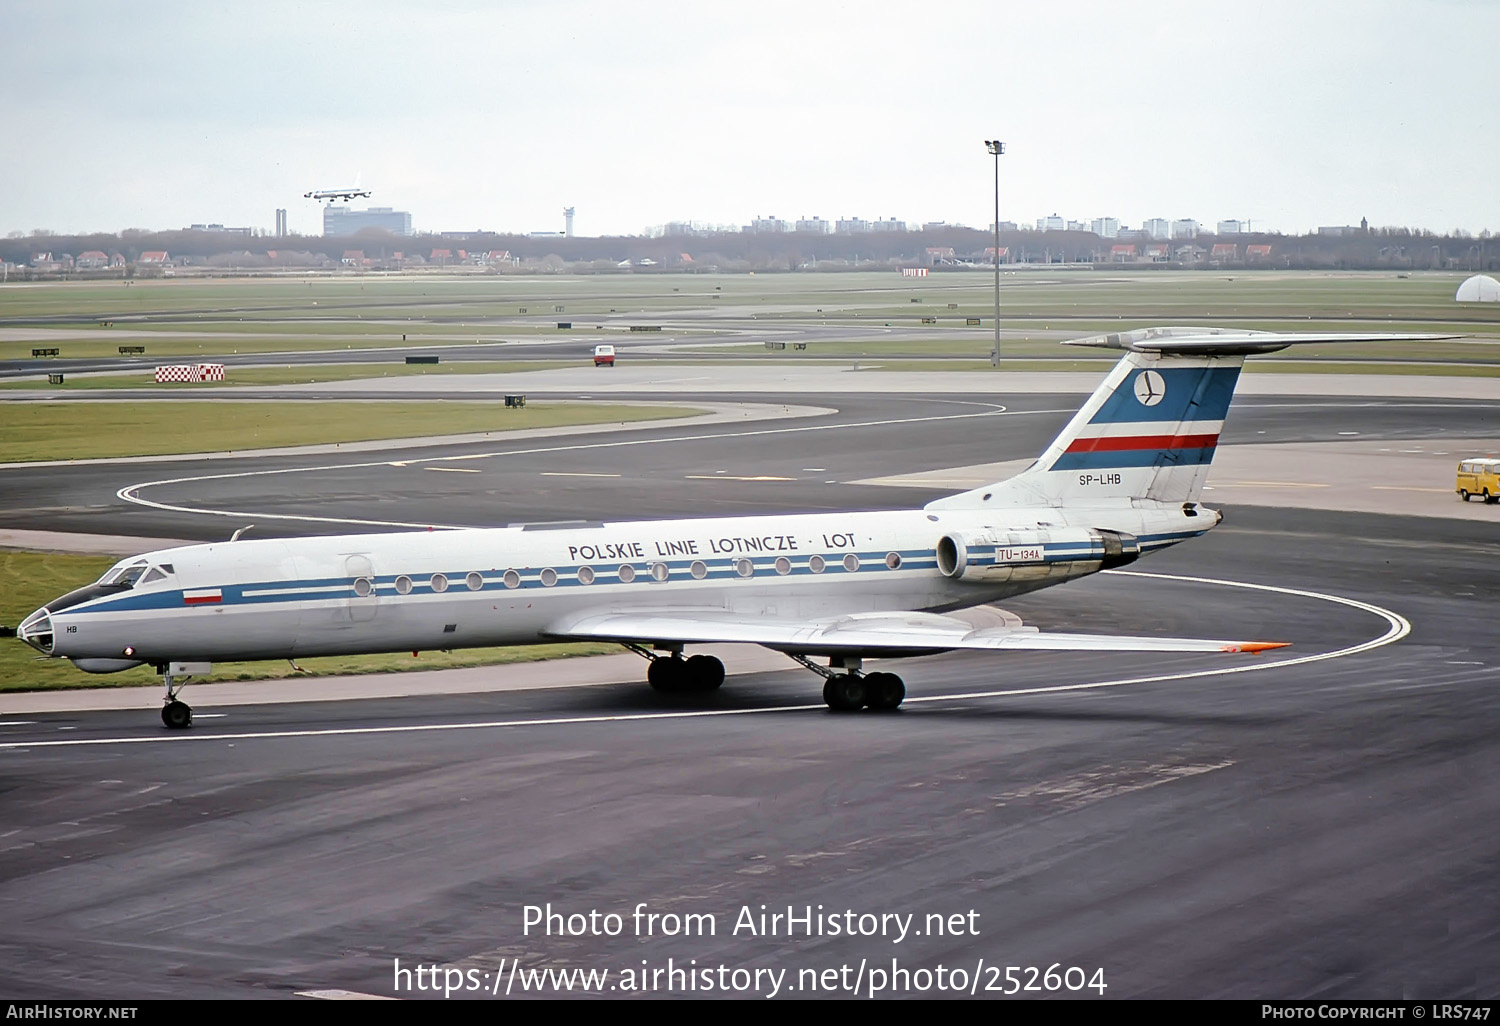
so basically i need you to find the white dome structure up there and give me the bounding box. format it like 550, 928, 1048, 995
1455, 274, 1500, 302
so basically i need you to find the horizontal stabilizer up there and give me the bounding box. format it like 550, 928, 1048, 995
1063, 326, 1460, 356
544, 608, 1286, 657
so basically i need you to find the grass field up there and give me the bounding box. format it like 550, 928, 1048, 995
4, 271, 1497, 367
0, 360, 575, 390
0, 400, 698, 462
0, 550, 615, 693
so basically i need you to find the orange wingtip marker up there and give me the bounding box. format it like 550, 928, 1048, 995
1222, 641, 1291, 654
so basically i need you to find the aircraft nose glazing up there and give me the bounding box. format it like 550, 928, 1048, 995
18, 608, 54, 655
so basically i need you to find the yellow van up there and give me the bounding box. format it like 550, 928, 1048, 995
1456, 458, 1500, 503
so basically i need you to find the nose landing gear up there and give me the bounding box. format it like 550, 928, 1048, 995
157, 666, 197, 729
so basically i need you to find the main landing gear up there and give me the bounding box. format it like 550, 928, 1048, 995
789, 654, 906, 712
159, 668, 193, 729
623, 644, 726, 693
621, 645, 905, 710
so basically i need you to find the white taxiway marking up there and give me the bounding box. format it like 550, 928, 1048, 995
539, 472, 621, 478
0, 721, 37, 727
0, 572, 1409, 751
684, 474, 795, 482
425, 466, 481, 474
295, 990, 396, 1001
115, 403, 1012, 530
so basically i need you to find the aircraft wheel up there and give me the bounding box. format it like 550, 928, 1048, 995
685, 654, 725, 690
647, 656, 688, 692
822, 673, 866, 712
863, 672, 906, 711
161, 700, 193, 730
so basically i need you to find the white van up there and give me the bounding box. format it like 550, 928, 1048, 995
593, 344, 615, 367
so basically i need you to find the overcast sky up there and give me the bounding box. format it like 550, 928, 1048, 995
3, 0, 1495, 239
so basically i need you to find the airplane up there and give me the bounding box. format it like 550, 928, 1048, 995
304, 186, 371, 203
13, 327, 1451, 728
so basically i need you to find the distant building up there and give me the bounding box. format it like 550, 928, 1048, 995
984, 246, 1010, 263
749, 215, 791, 233
275, 208, 288, 236
1145, 243, 1170, 262
1143, 218, 1170, 240
341, 249, 366, 267
138, 251, 169, 265
836, 217, 870, 233
1067, 220, 1089, 232
1036, 213, 1066, 232
1171, 219, 1200, 239
1211, 243, 1238, 261
1110, 244, 1137, 262
870, 218, 906, 233
1317, 225, 1358, 236
1245, 243, 1273, 261
1216, 220, 1244, 235
323, 205, 413, 236
925, 246, 956, 265
1091, 217, 1121, 239
795, 216, 832, 234
186, 223, 253, 236
75, 250, 109, 269
1455, 274, 1500, 302
989, 221, 1018, 232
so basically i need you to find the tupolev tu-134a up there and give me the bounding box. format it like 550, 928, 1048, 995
15, 327, 1452, 728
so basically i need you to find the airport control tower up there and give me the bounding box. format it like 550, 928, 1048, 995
564, 207, 575, 237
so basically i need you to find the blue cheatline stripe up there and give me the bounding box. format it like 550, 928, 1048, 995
1089, 366, 1242, 425
69, 535, 1207, 618
1051, 446, 1217, 471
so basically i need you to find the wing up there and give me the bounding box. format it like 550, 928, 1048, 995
1062, 326, 1460, 355
543, 608, 1286, 657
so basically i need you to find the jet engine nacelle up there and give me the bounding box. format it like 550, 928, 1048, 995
936, 527, 1139, 584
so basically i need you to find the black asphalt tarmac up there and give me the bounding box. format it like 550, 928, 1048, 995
0, 393, 1497, 999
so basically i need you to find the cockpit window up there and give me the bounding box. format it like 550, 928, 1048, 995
99, 560, 150, 588
141, 567, 168, 585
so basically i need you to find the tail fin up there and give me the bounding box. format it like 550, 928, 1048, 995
928, 325, 1461, 513
929, 350, 1242, 510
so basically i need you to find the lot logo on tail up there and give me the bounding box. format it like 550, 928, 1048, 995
1133, 370, 1166, 406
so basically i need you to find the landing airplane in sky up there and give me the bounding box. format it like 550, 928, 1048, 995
304, 186, 371, 203
15, 328, 1449, 728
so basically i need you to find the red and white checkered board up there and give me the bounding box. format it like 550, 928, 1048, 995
154, 364, 225, 383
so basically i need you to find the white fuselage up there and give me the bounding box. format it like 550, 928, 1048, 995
34, 503, 1213, 668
